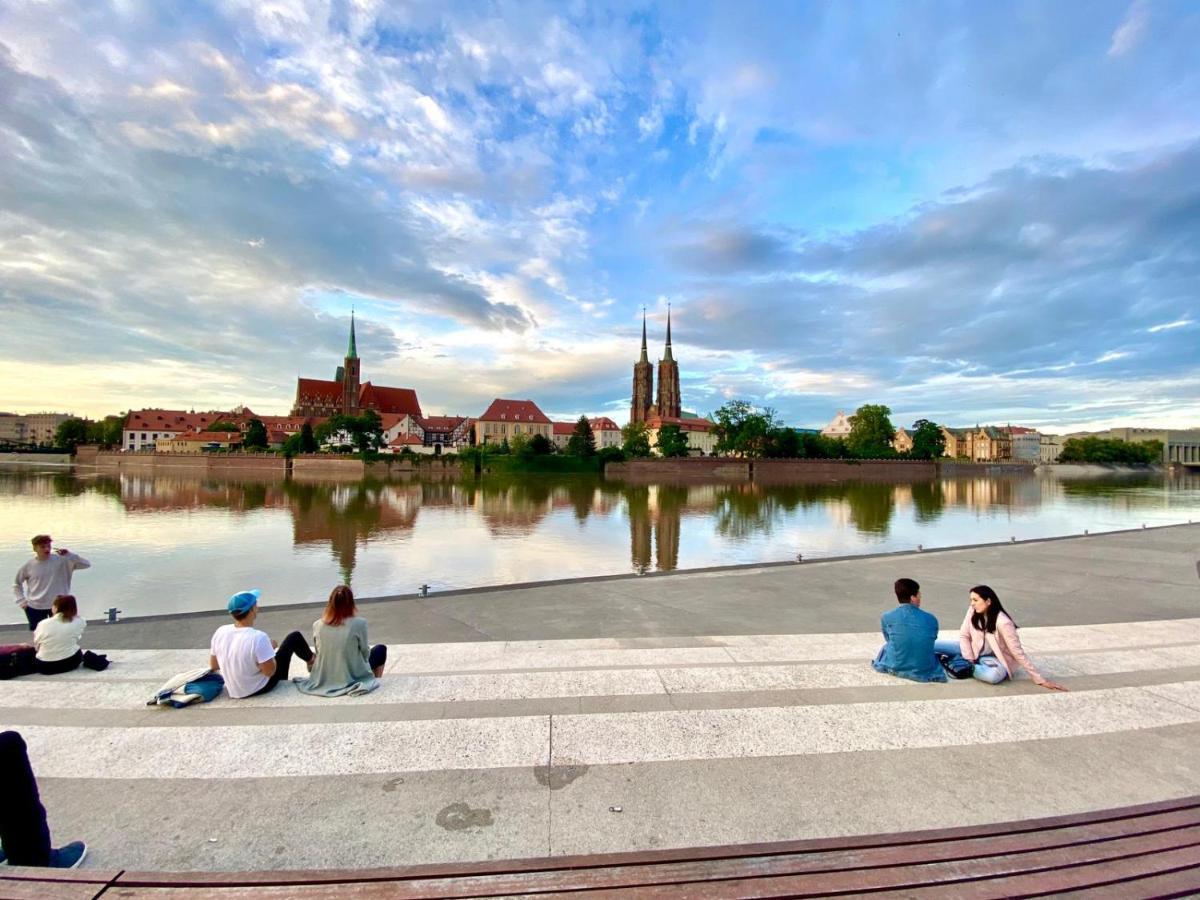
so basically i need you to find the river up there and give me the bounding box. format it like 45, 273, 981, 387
2, 465, 1197, 624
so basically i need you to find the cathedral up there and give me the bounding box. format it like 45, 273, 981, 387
630, 306, 681, 423
291, 313, 423, 419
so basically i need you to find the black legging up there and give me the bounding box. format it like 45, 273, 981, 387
34, 651, 83, 676
0, 731, 52, 866
369, 644, 387, 672
248, 631, 314, 697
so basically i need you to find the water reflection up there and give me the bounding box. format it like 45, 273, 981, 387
2, 467, 1197, 621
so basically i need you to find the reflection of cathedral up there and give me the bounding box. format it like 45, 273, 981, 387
628, 484, 682, 571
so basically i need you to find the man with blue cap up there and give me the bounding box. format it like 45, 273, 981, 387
208, 590, 315, 698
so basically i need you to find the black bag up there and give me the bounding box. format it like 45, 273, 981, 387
0, 644, 36, 680
82, 650, 110, 671
937, 652, 975, 679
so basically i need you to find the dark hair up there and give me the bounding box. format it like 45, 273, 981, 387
231, 607, 254, 622
32, 534, 51, 547
324, 585, 357, 627
969, 584, 1014, 633
894, 578, 920, 604
52, 594, 77, 622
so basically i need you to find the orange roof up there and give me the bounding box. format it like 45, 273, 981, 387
296, 379, 343, 403
388, 434, 424, 446
418, 415, 469, 431
1008, 426, 1037, 434
552, 422, 576, 435
359, 383, 422, 417
589, 416, 621, 432
479, 399, 550, 424
125, 409, 237, 432
254, 415, 311, 430
167, 430, 244, 443
647, 415, 714, 432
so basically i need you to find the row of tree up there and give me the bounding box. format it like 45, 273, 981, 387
1057, 437, 1163, 465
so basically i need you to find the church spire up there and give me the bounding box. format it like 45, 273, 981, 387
639, 307, 648, 363
347, 310, 358, 360
663, 303, 674, 362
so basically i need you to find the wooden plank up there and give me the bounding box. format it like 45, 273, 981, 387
0, 877, 107, 900
113, 795, 1200, 889
0, 867, 119, 884
1048, 864, 1200, 899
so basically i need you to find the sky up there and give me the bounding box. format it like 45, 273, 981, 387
1, 0, 1198, 432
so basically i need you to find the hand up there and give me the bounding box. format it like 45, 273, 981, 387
18, 600, 28, 609
1039, 679, 1069, 692
271, 639, 278, 649
56, 548, 69, 556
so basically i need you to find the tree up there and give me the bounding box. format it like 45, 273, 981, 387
54, 418, 90, 450
656, 424, 691, 457
84, 415, 123, 447
528, 433, 554, 455
1058, 437, 1162, 465
299, 422, 317, 453
621, 421, 652, 457
763, 427, 802, 458
509, 432, 531, 458
208, 420, 241, 432
908, 419, 946, 460
315, 412, 384, 455
597, 446, 626, 467
710, 400, 780, 457
243, 418, 268, 450
846, 404, 896, 459
566, 415, 596, 457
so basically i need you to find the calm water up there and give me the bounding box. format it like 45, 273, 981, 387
2, 465, 1198, 624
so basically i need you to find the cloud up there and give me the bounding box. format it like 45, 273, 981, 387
1109, 0, 1151, 57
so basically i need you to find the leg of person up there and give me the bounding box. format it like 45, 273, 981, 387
932, 639, 961, 657
369, 644, 387, 678
0, 730, 51, 866
973, 655, 1009, 684
23, 606, 51, 632
273, 631, 314, 682
34, 651, 84, 676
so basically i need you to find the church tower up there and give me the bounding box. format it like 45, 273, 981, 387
341, 311, 361, 414
630, 308, 654, 423
655, 305, 681, 419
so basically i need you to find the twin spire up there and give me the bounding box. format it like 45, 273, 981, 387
638, 304, 673, 363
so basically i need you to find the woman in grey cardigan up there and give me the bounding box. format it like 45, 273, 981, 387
294, 586, 387, 697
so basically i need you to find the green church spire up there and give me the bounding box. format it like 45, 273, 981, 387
346, 310, 358, 360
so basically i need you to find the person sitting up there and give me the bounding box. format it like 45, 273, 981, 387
872, 577, 946, 683
934, 585, 1067, 691
208, 589, 315, 699
294, 585, 387, 698
0, 730, 87, 868
32, 595, 87, 675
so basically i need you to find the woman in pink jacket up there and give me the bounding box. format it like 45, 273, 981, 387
934, 585, 1068, 691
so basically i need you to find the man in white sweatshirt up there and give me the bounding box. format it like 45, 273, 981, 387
12, 535, 91, 631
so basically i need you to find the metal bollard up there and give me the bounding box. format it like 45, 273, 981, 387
418, 584, 430, 598
103, 607, 122, 624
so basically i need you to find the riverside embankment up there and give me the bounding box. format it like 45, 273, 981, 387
0, 525, 1197, 872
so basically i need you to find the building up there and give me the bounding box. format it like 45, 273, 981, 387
1040, 434, 1064, 463
0, 412, 75, 446
475, 399, 552, 446
821, 411, 853, 439
1103, 428, 1200, 467
629, 307, 680, 423
1008, 426, 1041, 462
381, 414, 474, 454
123, 409, 240, 452
967, 426, 1012, 462
940, 426, 970, 458
156, 430, 244, 453
551, 422, 576, 450
292, 313, 422, 420
645, 415, 717, 456
892, 428, 913, 454
590, 416, 622, 450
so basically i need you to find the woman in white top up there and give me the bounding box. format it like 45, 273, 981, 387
32, 594, 87, 675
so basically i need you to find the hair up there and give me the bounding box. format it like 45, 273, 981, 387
231, 607, 254, 622
32, 534, 51, 547
969, 584, 1015, 633
52, 594, 77, 622
324, 585, 357, 627
894, 578, 920, 604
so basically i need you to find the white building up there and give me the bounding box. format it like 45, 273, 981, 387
1039, 434, 1063, 463
820, 410, 853, 439
1008, 427, 1041, 462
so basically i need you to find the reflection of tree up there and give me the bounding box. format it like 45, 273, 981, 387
476, 476, 553, 535
843, 483, 895, 535
564, 478, 596, 522
911, 481, 945, 523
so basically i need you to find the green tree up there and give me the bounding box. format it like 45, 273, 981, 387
908, 419, 946, 460
656, 424, 690, 457
763, 427, 802, 458
282, 432, 303, 455
566, 415, 596, 457
315, 412, 384, 455
846, 404, 896, 459
243, 418, 268, 450
710, 400, 780, 457
528, 433, 554, 455
597, 446, 626, 467
208, 420, 241, 432
85, 415, 124, 447
299, 422, 317, 453
54, 418, 90, 450
621, 421, 652, 457
1058, 437, 1162, 465
509, 432, 531, 457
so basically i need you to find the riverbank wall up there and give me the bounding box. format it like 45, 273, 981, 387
0, 452, 72, 464
604, 458, 1033, 484
76, 448, 461, 481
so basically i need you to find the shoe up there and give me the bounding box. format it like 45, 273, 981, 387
48, 841, 87, 868
0, 847, 7, 865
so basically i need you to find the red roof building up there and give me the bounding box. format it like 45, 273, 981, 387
475, 399, 552, 446
122, 409, 241, 452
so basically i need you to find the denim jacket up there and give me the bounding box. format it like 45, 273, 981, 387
872, 603, 946, 682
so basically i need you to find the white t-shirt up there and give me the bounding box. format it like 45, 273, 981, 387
210, 624, 274, 699
33, 613, 86, 662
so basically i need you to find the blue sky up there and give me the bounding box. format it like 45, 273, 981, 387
1, 0, 1197, 431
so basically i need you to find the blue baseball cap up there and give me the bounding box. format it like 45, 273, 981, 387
226, 589, 261, 615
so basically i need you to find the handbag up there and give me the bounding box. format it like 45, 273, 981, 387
936, 652, 975, 679
0, 644, 36, 680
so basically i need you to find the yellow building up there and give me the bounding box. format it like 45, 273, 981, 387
156, 430, 245, 453
646, 415, 717, 456
475, 399, 552, 446
892, 428, 913, 454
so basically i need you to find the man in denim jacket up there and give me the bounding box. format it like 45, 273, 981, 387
872, 577, 946, 683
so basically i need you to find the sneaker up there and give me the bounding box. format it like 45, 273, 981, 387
0, 847, 7, 865
48, 841, 87, 868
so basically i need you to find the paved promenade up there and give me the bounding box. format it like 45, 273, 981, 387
0, 524, 1196, 872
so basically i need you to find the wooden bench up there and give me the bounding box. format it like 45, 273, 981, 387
4, 796, 1199, 898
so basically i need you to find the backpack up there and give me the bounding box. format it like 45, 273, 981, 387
937, 652, 975, 680
0, 644, 36, 680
